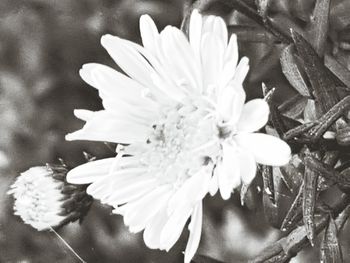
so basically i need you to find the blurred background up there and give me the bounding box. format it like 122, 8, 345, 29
1, 0, 349, 262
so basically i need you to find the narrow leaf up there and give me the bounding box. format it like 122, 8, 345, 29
281, 182, 303, 232
278, 94, 308, 119
282, 215, 329, 255
303, 155, 319, 246
280, 45, 310, 97
335, 205, 350, 230
262, 165, 274, 202
325, 54, 350, 89
262, 165, 279, 228
228, 25, 275, 42
291, 30, 342, 114
308, 0, 330, 56
320, 218, 343, 263
279, 159, 304, 193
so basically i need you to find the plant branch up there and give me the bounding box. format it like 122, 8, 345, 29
249, 194, 350, 263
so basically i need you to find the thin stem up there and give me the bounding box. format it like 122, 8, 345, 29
50, 227, 86, 263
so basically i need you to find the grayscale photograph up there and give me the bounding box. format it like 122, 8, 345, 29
1, 0, 350, 262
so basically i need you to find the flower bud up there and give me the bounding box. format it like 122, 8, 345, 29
8, 164, 92, 231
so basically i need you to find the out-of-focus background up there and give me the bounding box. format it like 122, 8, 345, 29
1, 0, 349, 262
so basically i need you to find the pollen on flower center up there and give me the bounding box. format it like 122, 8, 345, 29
138, 104, 221, 187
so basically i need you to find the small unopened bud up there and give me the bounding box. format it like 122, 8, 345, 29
8, 164, 92, 231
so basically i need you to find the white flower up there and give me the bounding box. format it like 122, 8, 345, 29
8, 166, 67, 231
66, 10, 291, 262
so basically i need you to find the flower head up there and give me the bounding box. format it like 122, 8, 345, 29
66, 10, 291, 262
8, 164, 92, 231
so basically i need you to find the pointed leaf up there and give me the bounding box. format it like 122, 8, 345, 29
280, 45, 310, 97
228, 25, 275, 42
278, 94, 308, 119
303, 155, 320, 246
320, 218, 343, 263
261, 165, 280, 228
279, 160, 304, 193
262, 165, 274, 202
308, 0, 330, 56
281, 182, 303, 232
291, 30, 342, 114
335, 205, 350, 230
325, 54, 350, 89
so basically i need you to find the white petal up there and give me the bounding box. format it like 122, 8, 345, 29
89, 170, 150, 203
202, 16, 215, 35
224, 34, 238, 65
237, 99, 269, 132
184, 202, 203, 263
233, 57, 249, 85
159, 26, 201, 93
101, 34, 155, 89
66, 110, 151, 144
140, 14, 159, 53
236, 148, 257, 185
106, 176, 159, 206
86, 177, 115, 201
209, 171, 219, 196
217, 143, 241, 200
143, 206, 169, 249
160, 204, 192, 251
189, 9, 202, 61
212, 16, 228, 46
73, 109, 94, 122
218, 84, 246, 123
80, 63, 158, 121
66, 157, 115, 184
79, 63, 99, 86
124, 185, 172, 233
201, 33, 224, 89
167, 165, 212, 216
236, 133, 291, 166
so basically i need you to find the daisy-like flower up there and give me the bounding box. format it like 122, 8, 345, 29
8, 165, 92, 231
66, 10, 291, 262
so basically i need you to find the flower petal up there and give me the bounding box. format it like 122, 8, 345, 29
237, 99, 269, 132
101, 34, 156, 89
159, 26, 201, 93
184, 202, 203, 263
217, 142, 241, 200
212, 16, 228, 46
236, 133, 291, 166
189, 9, 202, 62
66, 110, 151, 144
217, 84, 246, 123
160, 204, 192, 251
106, 175, 158, 206
208, 171, 219, 196
201, 33, 224, 89
167, 165, 212, 216
143, 206, 169, 249
123, 185, 172, 233
139, 14, 159, 53
66, 157, 115, 184
237, 148, 257, 185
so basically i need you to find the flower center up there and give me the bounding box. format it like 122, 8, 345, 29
139, 103, 221, 188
